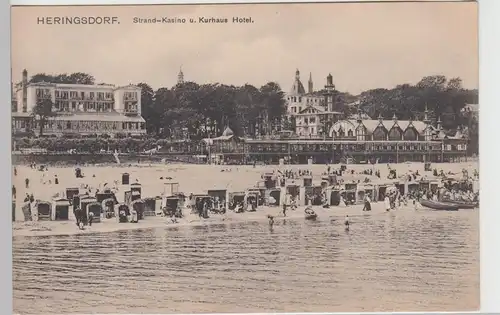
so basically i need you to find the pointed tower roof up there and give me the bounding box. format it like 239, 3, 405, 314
423, 105, 430, 124
454, 126, 464, 139
177, 66, 184, 84
290, 69, 306, 95
222, 126, 234, 137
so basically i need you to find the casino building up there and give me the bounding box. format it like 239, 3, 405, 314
201, 69, 469, 164
11, 69, 146, 137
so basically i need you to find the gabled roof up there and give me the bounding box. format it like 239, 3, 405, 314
222, 126, 234, 137
297, 105, 324, 114
359, 119, 428, 133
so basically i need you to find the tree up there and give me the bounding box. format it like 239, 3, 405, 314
32, 98, 56, 136
137, 83, 158, 133
29, 72, 95, 85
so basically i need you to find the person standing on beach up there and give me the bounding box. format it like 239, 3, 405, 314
88, 211, 94, 226
384, 194, 391, 212
25, 178, 29, 189
282, 202, 287, 217
12, 185, 16, 200
362, 194, 371, 211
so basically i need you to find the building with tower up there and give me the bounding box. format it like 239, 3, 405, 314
11, 69, 146, 137
286, 69, 343, 137
177, 66, 185, 85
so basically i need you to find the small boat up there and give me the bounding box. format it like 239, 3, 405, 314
420, 199, 459, 211
304, 207, 318, 220
440, 200, 478, 209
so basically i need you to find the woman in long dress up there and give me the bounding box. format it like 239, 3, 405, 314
339, 195, 347, 207
384, 194, 391, 212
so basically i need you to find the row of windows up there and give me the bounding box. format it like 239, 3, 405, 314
204, 143, 450, 153
54, 101, 114, 112
244, 144, 445, 152
36, 120, 145, 131
35, 88, 51, 98
54, 90, 115, 100
124, 92, 138, 101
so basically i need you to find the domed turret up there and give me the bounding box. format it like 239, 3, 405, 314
290, 69, 306, 95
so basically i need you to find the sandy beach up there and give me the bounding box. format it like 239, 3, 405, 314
11, 161, 478, 238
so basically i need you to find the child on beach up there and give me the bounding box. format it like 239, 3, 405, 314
344, 215, 350, 230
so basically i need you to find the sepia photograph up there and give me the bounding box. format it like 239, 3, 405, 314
10, 1, 479, 313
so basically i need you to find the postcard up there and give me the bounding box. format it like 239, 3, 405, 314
11, 1, 479, 313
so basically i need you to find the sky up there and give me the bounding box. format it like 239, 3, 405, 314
11, 1, 478, 95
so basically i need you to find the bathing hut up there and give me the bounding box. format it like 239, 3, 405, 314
102, 198, 116, 219
395, 181, 406, 196
245, 189, 260, 211
266, 188, 281, 206
407, 182, 420, 195
22, 202, 32, 221
163, 181, 180, 197
419, 179, 430, 192
247, 188, 265, 205
362, 184, 376, 202
52, 198, 71, 221
122, 172, 130, 185
123, 190, 133, 205
143, 197, 158, 217
343, 183, 357, 204
163, 196, 180, 217
79, 196, 97, 222
284, 181, 300, 201
75, 167, 83, 178
65, 187, 80, 204
376, 183, 388, 201
321, 176, 330, 190
262, 172, 277, 189
131, 199, 145, 220
36, 200, 52, 221
327, 187, 342, 206
356, 185, 366, 203
116, 203, 130, 222
87, 202, 103, 223
302, 175, 313, 187
96, 191, 118, 204
228, 191, 246, 210
207, 189, 228, 210
130, 183, 142, 201
189, 194, 211, 217
305, 184, 323, 206
429, 179, 441, 193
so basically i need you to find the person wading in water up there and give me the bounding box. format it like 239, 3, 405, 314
344, 215, 350, 231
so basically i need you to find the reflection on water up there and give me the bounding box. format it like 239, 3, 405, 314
13, 211, 479, 314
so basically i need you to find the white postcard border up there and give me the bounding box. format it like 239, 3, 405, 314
2, 0, 497, 314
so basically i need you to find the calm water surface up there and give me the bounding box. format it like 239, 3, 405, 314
13, 210, 479, 314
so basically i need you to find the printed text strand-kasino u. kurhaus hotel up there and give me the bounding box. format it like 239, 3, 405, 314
133, 16, 254, 24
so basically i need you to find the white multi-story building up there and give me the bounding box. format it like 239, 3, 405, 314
285, 69, 343, 137
12, 69, 146, 136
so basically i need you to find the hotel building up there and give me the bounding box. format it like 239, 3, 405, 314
12, 69, 146, 137
286, 69, 343, 137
